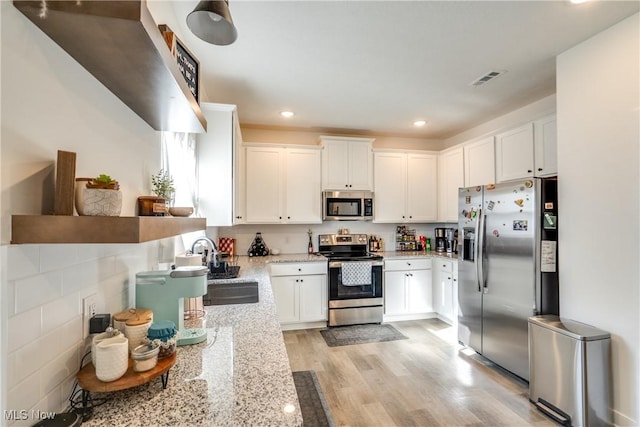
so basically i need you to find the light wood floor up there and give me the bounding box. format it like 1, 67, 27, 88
283, 319, 556, 427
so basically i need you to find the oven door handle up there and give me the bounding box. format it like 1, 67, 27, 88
329, 261, 384, 268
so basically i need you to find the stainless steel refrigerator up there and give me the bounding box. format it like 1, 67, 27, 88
458, 178, 559, 381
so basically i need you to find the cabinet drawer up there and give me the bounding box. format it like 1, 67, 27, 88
438, 260, 453, 273
385, 258, 432, 271
269, 262, 327, 277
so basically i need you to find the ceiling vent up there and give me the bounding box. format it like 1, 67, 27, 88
469, 70, 506, 87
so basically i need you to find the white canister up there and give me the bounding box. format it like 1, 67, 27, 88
95, 335, 129, 382
125, 318, 152, 353
91, 331, 116, 367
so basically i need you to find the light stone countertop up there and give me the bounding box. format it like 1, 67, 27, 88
380, 250, 458, 260
81, 255, 311, 427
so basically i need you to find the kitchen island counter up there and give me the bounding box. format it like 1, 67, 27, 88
81, 255, 303, 426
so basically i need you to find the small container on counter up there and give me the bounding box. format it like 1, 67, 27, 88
131, 343, 160, 372
146, 320, 179, 359
122, 309, 154, 353
113, 308, 153, 333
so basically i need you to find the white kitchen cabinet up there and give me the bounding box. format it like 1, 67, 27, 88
464, 136, 495, 187
197, 103, 245, 225
320, 136, 374, 191
438, 147, 464, 222
374, 151, 438, 223
245, 145, 321, 224
533, 114, 557, 177
433, 259, 455, 324
269, 262, 328, 330
495, 123, 535, 182
384, 258, 433, 320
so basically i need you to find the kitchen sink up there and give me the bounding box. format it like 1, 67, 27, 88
203, 281, 259, 305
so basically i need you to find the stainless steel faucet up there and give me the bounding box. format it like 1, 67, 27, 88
190, 237, 219, 267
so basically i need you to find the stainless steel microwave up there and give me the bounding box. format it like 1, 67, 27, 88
322, 191, 373, 221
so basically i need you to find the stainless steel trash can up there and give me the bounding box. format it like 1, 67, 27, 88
528, 315, 611, 427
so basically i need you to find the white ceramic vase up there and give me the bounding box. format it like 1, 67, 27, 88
95, 335, 129, 382
78, 188, 122, 216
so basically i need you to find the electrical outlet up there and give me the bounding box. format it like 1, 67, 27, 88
82, 294, 97, 339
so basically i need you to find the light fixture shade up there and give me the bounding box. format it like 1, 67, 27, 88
187, 0, 238, 46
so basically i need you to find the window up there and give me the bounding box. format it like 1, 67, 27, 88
161, 131, 199, 214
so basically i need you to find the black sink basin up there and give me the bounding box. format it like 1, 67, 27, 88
203, 281, 259, 305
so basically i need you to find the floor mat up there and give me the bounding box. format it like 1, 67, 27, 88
320, 323, 408, 347
292, 370, 335, 427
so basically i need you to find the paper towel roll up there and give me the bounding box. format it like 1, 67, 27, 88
175, 254, 203, 267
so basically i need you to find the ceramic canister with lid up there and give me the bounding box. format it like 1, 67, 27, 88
113, 308, 153, 333
146, 320, 178, 359
124, 309, 153, 353
131, 343, 160, 372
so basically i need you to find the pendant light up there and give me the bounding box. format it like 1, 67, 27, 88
186, 0, 238, 46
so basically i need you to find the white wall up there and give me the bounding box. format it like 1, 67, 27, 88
557, 13, 639, 426
0, 3, 175, 423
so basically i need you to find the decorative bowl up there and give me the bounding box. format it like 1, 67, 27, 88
169, 207, 194, 217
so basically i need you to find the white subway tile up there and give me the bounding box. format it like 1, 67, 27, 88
39, 244, 78, 272
29, 395, 61, 425
14, 271, 63, 314
7, 279, 16, 317
61, 260, 99, 296
39, 317, 82, 361
6, 351, 17, 390
97, 255, 116, 281
75, 244, 102, 262
8, 308, 42, 353
6, 245, 39, 281
8, 340, 47, 389
7, 372, 40, 420
40, 345, 78, 395
42, 293, 80, 334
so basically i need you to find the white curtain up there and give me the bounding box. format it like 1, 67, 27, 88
161, 131, 199, 215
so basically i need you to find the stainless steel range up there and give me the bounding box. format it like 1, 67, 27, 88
318, 234, 384, 326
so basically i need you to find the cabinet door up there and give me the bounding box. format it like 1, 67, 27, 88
438, 147, 464, 222
348, 141, 373, 190
232, 115, 246, 224
271, 276, 298, 323
496, 123, 534, 182
407, 153, 438, 222
373, 152, 406, 222
245, 146, 283, 223
197, 104, 234, 226
534, 115, 557, 177
285, 148, 321, 223
440, 270, 454, 321
299, 275, 327, 322
321, 141, 350, 190
464, 137, 495, 187
452, 261, 458, 321
407, 269, 432, 313
384, 271, 407, 315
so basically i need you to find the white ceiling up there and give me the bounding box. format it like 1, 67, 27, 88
164, 1, 639, 139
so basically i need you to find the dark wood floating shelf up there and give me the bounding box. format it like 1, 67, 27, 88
11, 215, 206, 244
13, 0, 206, 133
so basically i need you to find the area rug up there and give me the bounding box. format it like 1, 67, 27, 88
292, 370, 336, 427
319, 324, 408, 347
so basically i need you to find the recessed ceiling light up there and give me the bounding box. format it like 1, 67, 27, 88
280, 111, 294, 118
413, 120, 427, 127
570, 0, 589, 3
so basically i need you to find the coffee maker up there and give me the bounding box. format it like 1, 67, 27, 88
435, 228, 446, 253
445, 228, 456, 254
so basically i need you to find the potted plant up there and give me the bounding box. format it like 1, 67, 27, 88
138, 170, 175, 216
76, 174, 122, 216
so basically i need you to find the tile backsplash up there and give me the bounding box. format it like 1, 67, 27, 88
1, 239, 171, 426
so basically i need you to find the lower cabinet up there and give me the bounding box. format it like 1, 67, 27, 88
433, 259, 457, 325
384, 258, 433, 320
269, 261, 327, 330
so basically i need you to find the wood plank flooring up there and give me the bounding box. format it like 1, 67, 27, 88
283, 319, 556, 427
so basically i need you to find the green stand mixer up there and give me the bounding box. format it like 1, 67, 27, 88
135, 266, 208, 346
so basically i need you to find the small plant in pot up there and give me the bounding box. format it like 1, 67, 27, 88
138, 170, 175, 216
76, 174, 122, 216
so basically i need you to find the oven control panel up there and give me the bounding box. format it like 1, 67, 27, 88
319, 234, 368, 246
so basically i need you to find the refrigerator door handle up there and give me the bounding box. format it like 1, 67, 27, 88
474, 208, 483, 292
478, 207, 486, 292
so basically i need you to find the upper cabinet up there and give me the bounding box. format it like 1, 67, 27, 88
533, 114, 558, 177
320, 136, 374, 191
13, 1, 206, 133
495, 123, 535, 182
495, 115, 558, 182
245, 145, 322, 224
197, 103, 244, 226
373, 151, 438, 223
464, 136, 495, 187
438, 147, 464, 222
